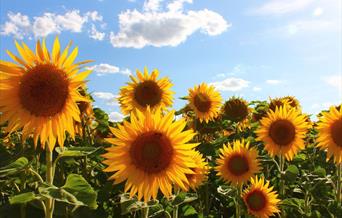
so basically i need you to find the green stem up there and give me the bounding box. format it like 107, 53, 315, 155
235, 184, 242, 218
142, 207, 149, 218
204, 182, 209, 216
45, 147, 54, 218
279, 155, 285, 198
173, 205, 178, 218
337, 163, 342, 205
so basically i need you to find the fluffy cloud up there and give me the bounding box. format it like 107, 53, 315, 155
109, 112, 125, 122
93, 92, 119, 106
248, 0, 313, 16
89, 24, 105, 40
266, 79, 282, 85
87, 63, 131, 76
1, 10, 104, 39
210, 77, 250, 91
110, 1, 230, 48
324, 74, 342, 91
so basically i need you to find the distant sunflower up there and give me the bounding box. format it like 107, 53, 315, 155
216, 140, 260, 185
118, 68, 174, 115
256, 106, 309, 160
316, 105, 342, 163
102, 108, 198, 202
242, 177, 280, 218
221, 97, 250, 123
188, 83, 222, 123
183, 150, 208, 190
0, 37, 91, 151
282, 96, 301, 110
268, 97, 289, 112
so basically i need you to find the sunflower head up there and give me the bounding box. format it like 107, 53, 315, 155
183, 150, 208, 190
268, 97, 289, 112
102, 107, 198, 202
242, 176, 280, 218
187, 83, 222, 123
0, 37, 91, 151
256, 106, 310, 160
118, 68, 174, 115
282, 96, 301, 110
316, 105, 342, 163
216, 140, 260, 185
221, 97, 250, 123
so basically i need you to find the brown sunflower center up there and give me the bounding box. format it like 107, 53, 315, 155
193, 93, 211, 113
19, 64, 69, 117
224, 101, 249, 122
269, 119, 296, 146
134, 80, 162, 107
130, 132, 173, 174
331, 119, 342, 147
227, 154, 249, 176
246, 190, 267, 211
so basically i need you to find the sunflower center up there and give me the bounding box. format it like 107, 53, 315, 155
134, 81, 162, 107
227, 154, 249, 176
246, 190, 267, 211
19, 64, 69, 117
130, 132, 173, 174
224, 101, 249, 122
331, 119, 342, 147
194, 93, 211, 113
269, 119, 296, 146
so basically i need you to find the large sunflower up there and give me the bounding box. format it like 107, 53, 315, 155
242, 176, 280, 218
102, 108, 198, 202
316, 105, 342, 163
0, 37, 91, 151
221, 97, 250, 123
216, 140, 260, 185
256, 106, 309, 161
118, 68, 174, 115
183, 150, 208, 190
188, 83, 222, 123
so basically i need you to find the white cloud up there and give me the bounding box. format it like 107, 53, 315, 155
253, 86, 262, 91
323, 74, 342, 91
248, 0, 314, 16
89, 24, 105, 40
168, 0, 192, 12
109, 112, 125, 122
313, 7, 323, 16
93, 92, 119, 106
0, 12, 31, 39
110, 1, 229, 48
210, 77, 250, 91
266, 79, 282, 85
1, 10, 104, 39
87, 63, 131, 76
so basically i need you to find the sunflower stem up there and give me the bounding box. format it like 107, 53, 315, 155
337, 163, 342, 205
279, 155, 285, 198
142, 207, 149, 218
45, 147, 54, 218
235, 184, 242, 218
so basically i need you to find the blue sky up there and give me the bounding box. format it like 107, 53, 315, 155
1, 0, 341, 121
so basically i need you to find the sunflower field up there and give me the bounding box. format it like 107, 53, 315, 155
0, 37, 341, 218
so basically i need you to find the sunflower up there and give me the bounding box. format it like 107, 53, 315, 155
221, 97, 250, 123
256, 106, 309, 160
282, 96, 301, 110
102, 108, 198, 202
316, 105, 342, 163
242, 176, 280, 218
216, 140, 260, 185
268, 97, 290, 112
188, 83, 222, 123
118, 68, 174, 115
0, 37, 91, 151
183, 150, 208, 190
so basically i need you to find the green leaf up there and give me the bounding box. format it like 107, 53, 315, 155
119, 194, 146, 215
9, 192, 39, 204
182, 205, 197, 216
172, 192, 197, 206
285, 165, 299, 182
0, 157, 29, 177
313, 166, 326, 177
55, 147, 100, 158
62, 174, 98, 209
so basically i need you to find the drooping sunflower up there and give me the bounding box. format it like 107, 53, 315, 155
183, 150, 208, 190
118, 68, 174, 115
0, 37, 91, 151
216, 140, 260, 185
242, 176, 280, 218
268, 97, 289, 112
187, 83, 222, 123
221, 97, 250, 123
316, 105, 342, 163
256, 106, 310, 161
102, 108, 198, 202
282, 96, 301, 110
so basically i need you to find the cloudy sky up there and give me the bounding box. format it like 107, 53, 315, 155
1, 0, 341, 121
